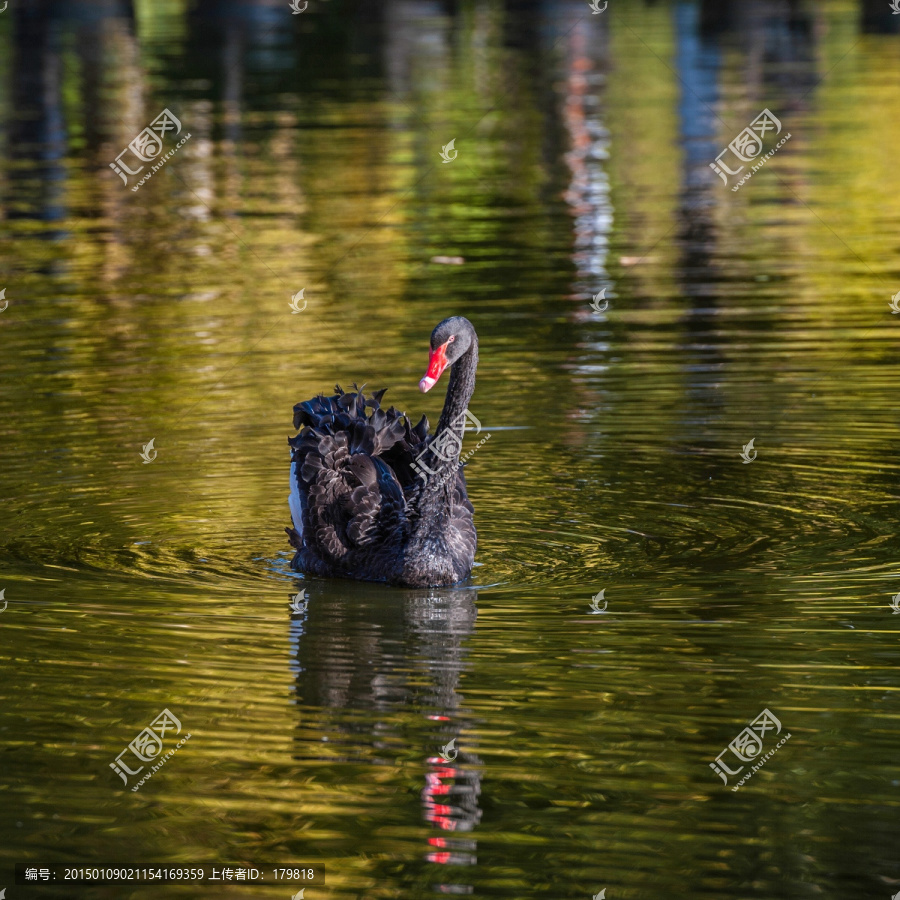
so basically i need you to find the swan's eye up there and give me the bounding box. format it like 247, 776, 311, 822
447, 335, 455, 343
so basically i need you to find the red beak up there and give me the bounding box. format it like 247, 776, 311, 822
419, 340, 451, 392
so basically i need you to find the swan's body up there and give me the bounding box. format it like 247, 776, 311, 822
286, 317, 478, 587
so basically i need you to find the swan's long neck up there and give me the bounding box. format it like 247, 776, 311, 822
436, 337, 478, 446
415, 336, 478, 506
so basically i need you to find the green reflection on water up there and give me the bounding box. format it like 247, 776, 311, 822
1, 1, 900, 898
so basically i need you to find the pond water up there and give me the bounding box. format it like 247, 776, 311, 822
2, 1, 900, 898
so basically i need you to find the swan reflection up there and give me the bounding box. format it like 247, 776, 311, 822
289, 582, 481, 886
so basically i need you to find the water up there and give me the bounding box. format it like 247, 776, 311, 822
2, 0, 900, 897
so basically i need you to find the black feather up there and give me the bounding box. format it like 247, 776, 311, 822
286, 318, 479, 587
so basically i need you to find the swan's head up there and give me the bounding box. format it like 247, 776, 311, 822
419, 316, 475, 392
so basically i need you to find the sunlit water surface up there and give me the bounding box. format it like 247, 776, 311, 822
2, 1, 900, 898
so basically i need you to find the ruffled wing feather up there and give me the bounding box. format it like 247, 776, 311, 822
287, 385, 423, 579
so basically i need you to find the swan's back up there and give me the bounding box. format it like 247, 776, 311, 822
287, 385, 450, 583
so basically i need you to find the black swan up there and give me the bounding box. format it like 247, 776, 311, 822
286, 316, 478, 587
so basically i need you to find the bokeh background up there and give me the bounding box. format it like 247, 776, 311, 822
2, 0, 900, 897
